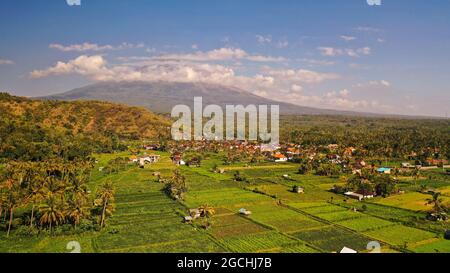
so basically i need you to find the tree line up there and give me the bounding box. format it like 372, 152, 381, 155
0, 160, 115, 236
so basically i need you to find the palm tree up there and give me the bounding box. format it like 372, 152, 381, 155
426, 192, 445, 214
95, 181, 115, 228
2, 178, 23, 237
198, 204, 215, 218
26, 168, 46, 228
39, 193, 65, 232
67, 194, 90, 228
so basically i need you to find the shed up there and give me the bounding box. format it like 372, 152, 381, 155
239, 208, 252, 216
293, 186, 305, 194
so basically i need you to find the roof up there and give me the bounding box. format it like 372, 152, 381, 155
273, 153, 287, 159
377, 167, 391, 172
340, 247, 357, 253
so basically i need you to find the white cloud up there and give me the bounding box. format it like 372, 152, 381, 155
357, 47, 371, 55
49, 42, 145, 52
266, 68, 340, 84
30, 55, 115, 80
354, 80, 391, 88
318, 46, 371, 57
29, 55, 278, 90
0, 59, 14, 65
377, 38, 385, 43
283, 88, 388, 112
339, 89, 350, 97
355, 26, 381, 33
191, 44, 199, 49
380, 80, 391, 87
291, 84, 303, 92
153, 47, 286, 62
340, 35, 356, 41
256, 35, 272, 44
300, 59, 335, 67
317, 47, 343, 57
276, 40, 289, 48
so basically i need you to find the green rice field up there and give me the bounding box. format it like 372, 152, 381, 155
1, 152, 449, 253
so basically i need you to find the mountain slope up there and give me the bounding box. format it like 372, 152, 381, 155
1, 93, 170, 139
0, 93, 170, 161
43, 81, 364, 116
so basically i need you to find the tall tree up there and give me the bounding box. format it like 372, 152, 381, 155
95, 181, 115, 228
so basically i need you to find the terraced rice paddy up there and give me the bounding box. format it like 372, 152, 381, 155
1, 152, 449, 253
363, 225, 437, 247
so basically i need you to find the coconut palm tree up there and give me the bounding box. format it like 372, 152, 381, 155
67, 193, 90, 228
426, 192, 445, 214
25, 165, 47, 228
27, 182, 45, 228
1, 177, 23, 237
39, 193, 65, 232
95, 181, 115, 228
198, 204, 215, 218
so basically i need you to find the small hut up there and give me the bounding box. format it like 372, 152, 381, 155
239, 208, 252, 216
293, 185, 304, 194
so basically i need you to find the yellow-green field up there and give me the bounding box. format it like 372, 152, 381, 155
374, 192, 450, 211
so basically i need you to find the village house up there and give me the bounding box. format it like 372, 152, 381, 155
401, 162, 412, 168
129, 155, 139, 163
344, 191, 375, 201
286, 147, 301, 160
172, 154, 186, 166
144, 144, 159, 151
377, 167, 391, 174
426, 158, 448, 166
260, 143, 281, 152
327, 154, 342, 164
273, 153, 288, 162
138, 155, 161, 167
343, 147, 356, 157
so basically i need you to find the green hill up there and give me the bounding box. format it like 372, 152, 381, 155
0, 93, 170, 161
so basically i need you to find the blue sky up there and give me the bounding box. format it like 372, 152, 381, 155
0, 0, 449, 116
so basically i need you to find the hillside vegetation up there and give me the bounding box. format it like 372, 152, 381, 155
0, 93, 170, 161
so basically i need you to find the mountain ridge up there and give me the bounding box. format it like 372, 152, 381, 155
41, 81, 440, 119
